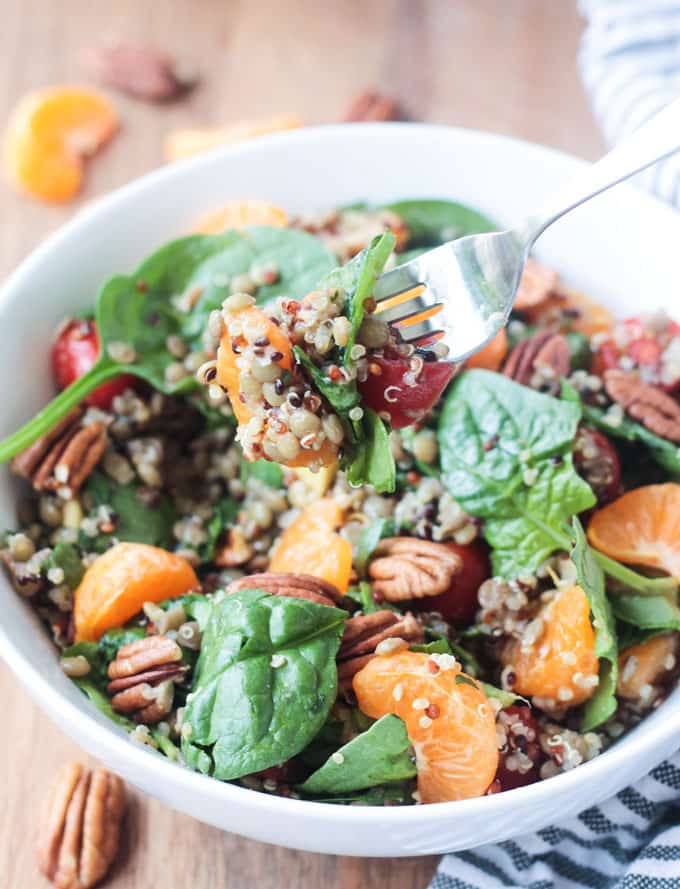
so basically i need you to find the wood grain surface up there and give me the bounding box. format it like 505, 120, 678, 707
0, 1, 602, 887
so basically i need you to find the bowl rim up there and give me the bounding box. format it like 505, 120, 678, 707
2, 121, 680, 827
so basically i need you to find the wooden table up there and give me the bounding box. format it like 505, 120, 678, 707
0, 2, 602, 886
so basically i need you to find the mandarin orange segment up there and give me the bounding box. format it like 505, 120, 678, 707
466, 329, 508, 371
524, 287, 614, 337
3, 87, 117, 203
353, 650, 498, 803
617, 633, 678, 700
588, 484, 680, 579
74, 543, 199, 642
501, 584, 599, 707
269, 498, 352, 593
164, 114, 303, 161
194, 200, 288, 234
217, 306, 294, 426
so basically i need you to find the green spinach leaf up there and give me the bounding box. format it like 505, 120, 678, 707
570, 517, 618, 730
239, 458, 284, 489
356, 517, 396, 575
299, 715, 416, 795
613, 594, 680, 631
345, 409, 396, 494
182, 588, 346, 780
199, 496, 239, 563
0, 228, 335, 463
438, 369, 594, 576
45, 543, 84, 590
383, 199, 497, 247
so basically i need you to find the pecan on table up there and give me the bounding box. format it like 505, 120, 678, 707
37, 762, 125, 889
340, 90, 405, 122
226, 572, 343, 606
78, 43, 198, 101
515, 258, 559, 308
337, 610, 423, 692
367, 538, 462, 601
107, 635, 188, 724
604, 369, 680, 443
503, 331, 570, 391
11, 408, 107, 497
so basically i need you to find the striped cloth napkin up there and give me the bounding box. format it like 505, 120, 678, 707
430, 3, 680, 886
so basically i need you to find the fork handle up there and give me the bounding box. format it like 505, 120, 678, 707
519, 95, 680, 245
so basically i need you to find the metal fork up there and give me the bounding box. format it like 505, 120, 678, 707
374, 97, 680, 362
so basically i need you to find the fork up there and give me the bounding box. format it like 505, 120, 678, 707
373, 97, 680, 362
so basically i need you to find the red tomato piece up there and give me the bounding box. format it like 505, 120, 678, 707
51, 318, 137, 410
412, 540, 490, 625
358, 355, 455, 429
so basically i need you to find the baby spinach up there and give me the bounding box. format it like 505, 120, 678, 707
299, 715, 416, 795
239, 458, 284, 490
0, 227, 335, 463
345, 409, 396, 494
356, 517, 396, 575
159, 592, 212, 630
182, 588, 346, 780
45, 543, 84, 590
438, 369, 595, 576
613, 594, 680, 631
84, 470, 176, 550
199, 496, 239, 563
320, 230, 395, 361
571, 518, 618, 731
383, 199, 497, 247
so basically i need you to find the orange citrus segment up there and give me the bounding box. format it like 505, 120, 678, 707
466, 329, 508, 371
269, 498, 352, 593
3, 87, 117, 202
588, 483, 680, 579
217, 305, 293, 426
617, 633, 677, 700
501, 585, 599, 706
194, 200, 288, 234
74, 543, 198, 642
524, 287, 614, 338
353, 651, 498, 803
164, 114, 303, 161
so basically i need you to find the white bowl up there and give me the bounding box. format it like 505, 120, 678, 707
2, 124, 680, 857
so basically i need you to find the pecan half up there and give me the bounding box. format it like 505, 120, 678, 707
367, 538, 462, 601
515, 258, 559, 308
503, 331, 570, 390
341, 90, 405, 122
37, 762, 125, 889
78, 43, 198, 101
11, 409, 107, 496
226, 572, 343, 606
214, 528, 254, 568
107, 635, 187, 724
604, 369, 680, 443
337, 610, 423, 692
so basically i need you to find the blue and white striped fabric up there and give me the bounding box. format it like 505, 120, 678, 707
579, 0, 680, 206
430, 5, 680, 886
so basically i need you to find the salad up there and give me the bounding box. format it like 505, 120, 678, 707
2, 197, 680, 806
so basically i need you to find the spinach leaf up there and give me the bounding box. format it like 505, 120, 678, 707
320, 231, 395, 360
307, 783, 415, 805
299, 715, 416, 795
159, 592, 213, 630
0, 228, 335, 463
482, 684, 528, 708
294, 347, 361, 414
199, 496, 239, 563
438, 369, 594, 576
356, 517, 396, 575
182, 588, 346, 780
45, 543, 84, 589
239, 458, 284, 489
84, 470, 176, 550
613, 594, 680, 631
98, 627, 147, 664
345, 409, 396, 494
570, 518, 618, 730
411, 638, 453, 655
300, 720, 345, 769
581, 402, 680, 477
383, 199, 497, 247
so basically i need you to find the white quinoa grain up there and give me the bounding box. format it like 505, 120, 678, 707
419, 716, 433, 729
331, 752, 345, 765
392, 683, 404, 702
348, 406, 364, 422
412, 697, 430, 711
271, 654, 287, 668
375, 637, 408, 655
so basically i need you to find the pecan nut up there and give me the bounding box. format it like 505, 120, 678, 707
78, 43, 198, 101
37, 762, 125, 889
214, 528, 254, 568
340, 90, 405, 122
107, 635, 187, 724
226, 572, 343, 606
367, 538, 462, 601
604, 369, 680, 443
11, 408, 107, 496
503, 331, 570, 390
515, 258, 559, 308
337, 610, 423, 692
